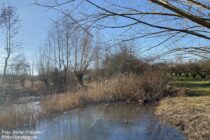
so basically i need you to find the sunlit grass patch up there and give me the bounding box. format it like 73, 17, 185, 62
189, 88, 210, 96
173, 76, 210, 96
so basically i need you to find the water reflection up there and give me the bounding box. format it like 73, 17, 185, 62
19, 104, 186, 140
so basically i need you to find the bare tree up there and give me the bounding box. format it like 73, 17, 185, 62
35, 0, 210, 60
0, 4, 20, 85
51, 18, 96, 87
37, 15, 97, 92
102, 44, 136, 77
29, 56, 35, 88
72, 29, 96, 86
13, 54, 30, 87
150, 0, 210, 29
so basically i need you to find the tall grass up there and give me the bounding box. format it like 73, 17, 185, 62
40, 73, 184, 116
0, 72, 186, 129
0, 105, 38, 129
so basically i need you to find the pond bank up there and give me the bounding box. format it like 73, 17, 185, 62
156, 97, 210, 140
158, 77, 210, 140
40, 74, 183, 116
0, 74, 184, 130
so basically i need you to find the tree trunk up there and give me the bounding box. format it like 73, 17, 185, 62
63, 68, 68, 91
185, 73, 189, 78
2, 55, 10, 85
151, 0, 210, 29
192, 73, 197, 78
76, 72, 85, 87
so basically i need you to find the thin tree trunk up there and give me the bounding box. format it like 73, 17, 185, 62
2, 56, 9, 84
76, 72, 85, 87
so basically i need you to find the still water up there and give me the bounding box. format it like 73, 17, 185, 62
16, 103, 186, 140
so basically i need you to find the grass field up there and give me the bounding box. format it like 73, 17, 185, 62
173, 76, 210, 96
156, 76, 210, 140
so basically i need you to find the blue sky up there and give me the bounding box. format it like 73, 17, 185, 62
0, 0, 57, 58
0, 0, 209, 63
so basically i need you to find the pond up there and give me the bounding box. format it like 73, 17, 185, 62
8, 103, 186, 140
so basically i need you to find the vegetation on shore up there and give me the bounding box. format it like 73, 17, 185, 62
40, 73, 177, 114
174, 77, 210, 96
0, 1, 209, 139
0, 73, 185, 129
0, 106, 37, 129
156, 77, 210, 140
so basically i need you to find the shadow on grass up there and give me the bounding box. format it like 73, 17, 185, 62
175, 82, 209, 88
188, 89, 210, 96
188, 92, 210, 97
173, 76, 210, 97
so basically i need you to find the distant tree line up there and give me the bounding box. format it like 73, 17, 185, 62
167, 61, 210, 79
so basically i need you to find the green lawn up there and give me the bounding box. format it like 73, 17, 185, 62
173, 76, 210, 96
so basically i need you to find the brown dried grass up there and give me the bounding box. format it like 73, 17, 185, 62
40, 73, 179, 116
156, 97, 210, 140
0, 106, 37, 129
0, 73, 181, 129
